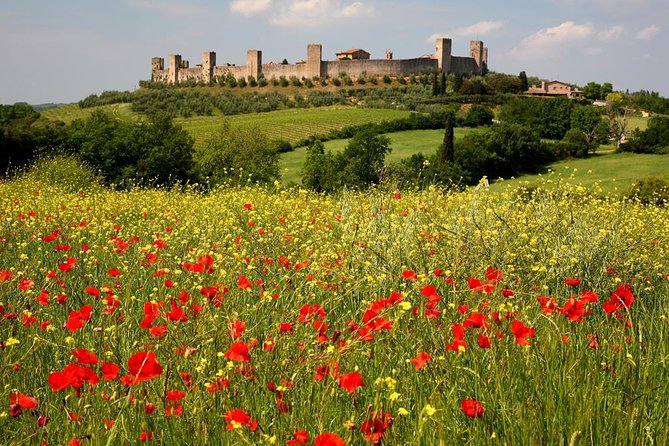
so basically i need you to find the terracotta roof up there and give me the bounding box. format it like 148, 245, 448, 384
337, 48, 368, 54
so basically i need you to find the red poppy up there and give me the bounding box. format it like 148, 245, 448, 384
166, 390, 186, 401
510, 321, 535, 346
224, 408, 258, 431
8, 392, 37, 410
237, 275, 252, 290
463, 312, 488, 329
225, 342, 250, 362
402, 270, 417, 280
127, 351, 163, 384
603, 283, 634, 314
101, 362, 119, 381
565, 276, 580, 287
287, 430, 310, 446
537, 296, 557, 315
139, 431, 153, 442
338, 372, 365, 393
314, 433, 346, 446
558, 297, 588, 322
485, 267, 503, 283
477, 333, 491, 348
446, 323, 468, 352
230, 319, 246, 338
467, 277, 494, 294
360, 410, 394, 443
461, 399, 484, 418
108, 268, 121, 277
48, 363, 98, 392
410, 351, 431, 371
71, 348, 98, 365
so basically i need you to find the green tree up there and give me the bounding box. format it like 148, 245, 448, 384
582, 82, 602, 100
67, 110, 194, 185
519, 71, 529, 92
437, 112, 455, 163
463, 104, 494, 127
132, 113, 194, 184
339, 129, 391, 188
570, 106, 605, 145
624, 116, 669, 154
606, 92, 633, 150
195, 120, 279, 186
301, 140, 338, 192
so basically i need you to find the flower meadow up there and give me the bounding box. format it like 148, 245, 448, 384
1, 174, 668, 445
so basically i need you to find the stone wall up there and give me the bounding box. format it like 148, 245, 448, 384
322, 58, 437, 78
150, 38, 488, 84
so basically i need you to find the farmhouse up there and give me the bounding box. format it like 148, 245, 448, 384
526, 80, 582, 98
151, 38, 489, 84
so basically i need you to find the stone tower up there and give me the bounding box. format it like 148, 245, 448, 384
470, 41, 484, 75
307, 44, 323, 78
168, 54, 182, 84
151, 57, 164, 81
202, 52, 216, 83
435, 38, 452, 73
247, 50, 262, 79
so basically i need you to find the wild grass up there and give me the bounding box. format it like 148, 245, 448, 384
0, 166, 668, 445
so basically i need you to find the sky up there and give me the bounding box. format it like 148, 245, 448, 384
1, 0, 667, 105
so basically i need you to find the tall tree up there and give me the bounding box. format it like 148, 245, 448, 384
438, 111, 455, 163
605, 92, 633, 150
519, 71, 529, 92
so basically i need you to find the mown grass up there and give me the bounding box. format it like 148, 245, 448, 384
279, 127, 482, 185
1, 164, 668, 445
491, 152, 669, 195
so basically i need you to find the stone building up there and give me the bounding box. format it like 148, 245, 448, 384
151, 38, 488, 84
526, 80, 582, 98
335, 48, 371, 60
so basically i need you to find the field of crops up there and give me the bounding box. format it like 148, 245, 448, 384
1, 164, 668, 445
176, 107, 412, 147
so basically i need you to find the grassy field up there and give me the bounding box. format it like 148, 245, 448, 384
40, 103, 139, 124
279, 127, 482, 185
2, 164, 668, 445
490, 152, 669, 195
176, 106, 413, 147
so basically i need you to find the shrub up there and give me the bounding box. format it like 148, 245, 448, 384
18, 155, 102, 192
279, 76, 289, 87
237, 77, 247, 88
383, 75, 392, 84
627, 176, 669, 206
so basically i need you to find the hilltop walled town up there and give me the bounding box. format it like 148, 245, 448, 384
151, 38, 488, 84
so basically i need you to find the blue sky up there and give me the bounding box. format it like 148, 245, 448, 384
1, 0, 666, 104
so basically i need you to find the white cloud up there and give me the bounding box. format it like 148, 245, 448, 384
635, 25, 659, 40
127, 0, 207, 16
339, 1, 372, 18
451, 21, 504, 37
510, 21, 594, 60
426, 21, 503, 44
270, 0, 373, 26
230, 0, 273, 16
597, 25, 624, 41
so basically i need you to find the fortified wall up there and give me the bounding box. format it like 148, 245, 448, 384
151, 38, 488, 84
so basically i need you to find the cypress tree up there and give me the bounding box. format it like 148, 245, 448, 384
439, 111, 455, 163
